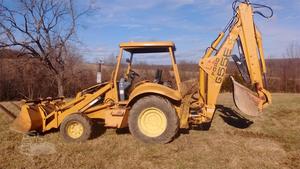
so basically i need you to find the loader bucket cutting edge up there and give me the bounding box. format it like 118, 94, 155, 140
231, 77, 262, 116
10, 105, 43, 133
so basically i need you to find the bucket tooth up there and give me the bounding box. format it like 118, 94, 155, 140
231, 77, 263, 116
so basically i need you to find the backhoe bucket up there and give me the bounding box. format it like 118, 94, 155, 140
10, 104, 43, 133
231, 77, 263, 116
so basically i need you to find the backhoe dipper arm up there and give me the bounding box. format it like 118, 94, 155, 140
197, 2, 271, 123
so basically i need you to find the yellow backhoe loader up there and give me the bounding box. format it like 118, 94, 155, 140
11, 0, 272, 143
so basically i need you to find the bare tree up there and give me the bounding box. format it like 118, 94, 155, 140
285, 42, 300, 92
0, 0, 90, 96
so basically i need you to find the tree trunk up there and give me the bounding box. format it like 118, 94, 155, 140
0, 59, 2, 100
56, 73, 64, 97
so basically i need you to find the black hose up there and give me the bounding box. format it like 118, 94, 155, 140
205, 0, 273, 55
232, 0, 273, 19
252, 3, 273, 19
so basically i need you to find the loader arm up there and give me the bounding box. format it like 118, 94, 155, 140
198, 2, 272, 123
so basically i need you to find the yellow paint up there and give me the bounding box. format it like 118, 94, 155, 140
169, 47, 182, 91
120, 41, 175, 49
138, 107, 167, 137
128, 83, 181, 104
66, 121, 84, 139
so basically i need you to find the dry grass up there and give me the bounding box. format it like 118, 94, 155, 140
0, 93, 299, 169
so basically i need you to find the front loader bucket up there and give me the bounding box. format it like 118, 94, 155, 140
231, 77, 263, 116
10, 104, 43, 133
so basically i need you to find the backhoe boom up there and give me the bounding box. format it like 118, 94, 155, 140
197, 2, 271, 123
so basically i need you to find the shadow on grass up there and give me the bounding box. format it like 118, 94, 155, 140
90, 119, 107, 139
116, 127, 130, 135
21, 128, 59, 137
23, 119, 107, 140
216, 105, 253, 129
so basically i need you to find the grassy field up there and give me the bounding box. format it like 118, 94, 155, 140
0, 93, 299, 169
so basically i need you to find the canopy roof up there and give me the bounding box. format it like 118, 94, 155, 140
119, 41, 176, 53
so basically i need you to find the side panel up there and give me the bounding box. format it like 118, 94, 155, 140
199, 24, 240, 120
127, 83, 182, 105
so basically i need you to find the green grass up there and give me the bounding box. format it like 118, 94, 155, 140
0, 93, 299, 169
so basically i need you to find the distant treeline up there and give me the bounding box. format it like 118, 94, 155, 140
0, 50, 299, 101
0, 50, 95, 100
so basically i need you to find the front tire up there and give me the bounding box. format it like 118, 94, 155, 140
60, 114, 92, 142
128, 96, 179, 144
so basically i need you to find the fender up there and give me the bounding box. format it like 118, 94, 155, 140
127, 83, 182, 106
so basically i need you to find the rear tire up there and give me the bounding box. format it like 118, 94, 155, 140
128, 96, 179, 144
60, 113, 92, 142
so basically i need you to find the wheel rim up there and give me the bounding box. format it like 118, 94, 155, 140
138, 107, 167, 137
66, 121, 84, 139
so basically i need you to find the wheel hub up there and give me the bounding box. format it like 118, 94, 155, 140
138, 107, 167, 137
66, 121, 84, 139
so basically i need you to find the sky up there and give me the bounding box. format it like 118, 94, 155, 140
75, 0, 300, 63
2, 0, 300, 63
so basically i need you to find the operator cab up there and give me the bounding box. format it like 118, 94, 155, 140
115, 41, 180, 101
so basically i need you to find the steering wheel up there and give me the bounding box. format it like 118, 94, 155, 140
129, 69, 140, 79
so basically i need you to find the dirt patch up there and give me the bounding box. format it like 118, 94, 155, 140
244, 138, 285, 153
225, 130, 284, 143
281, 151, 300, 169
